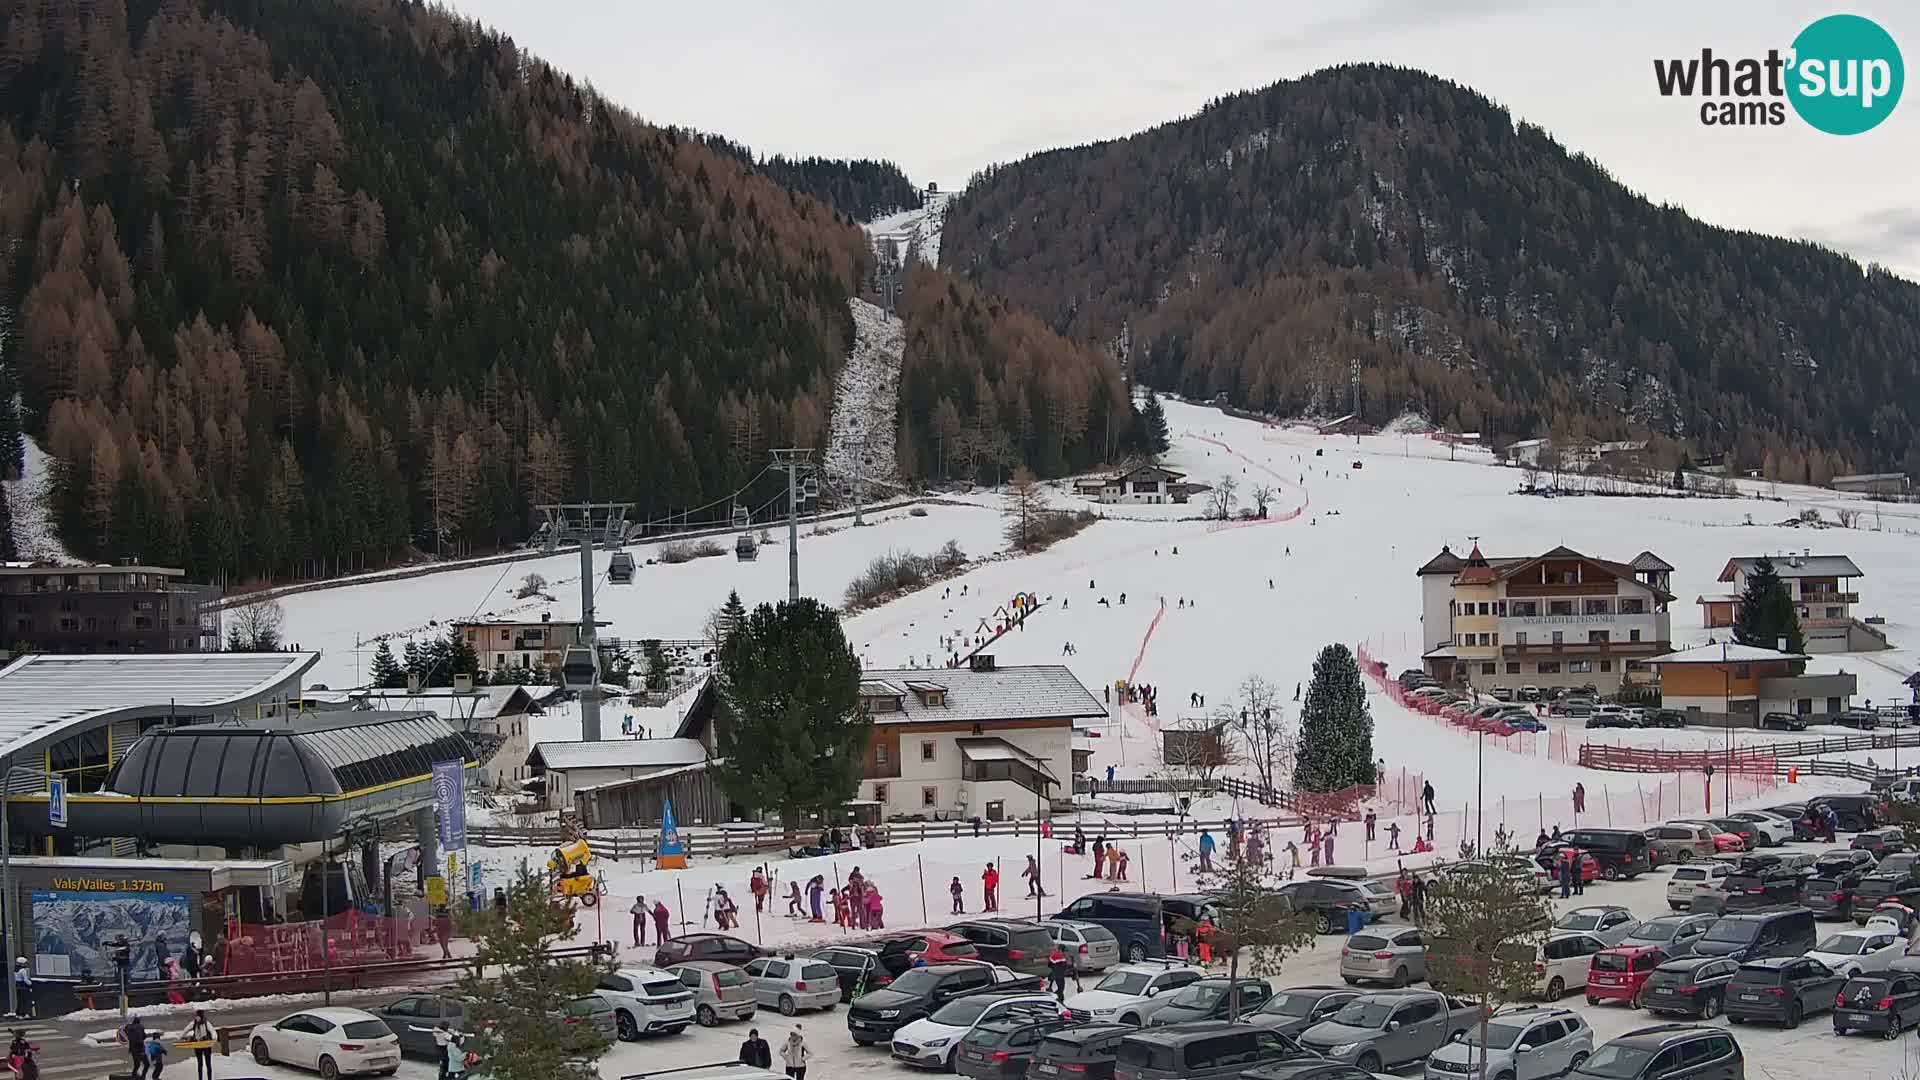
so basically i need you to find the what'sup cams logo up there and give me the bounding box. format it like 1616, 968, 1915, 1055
1654, 13, 1903, 133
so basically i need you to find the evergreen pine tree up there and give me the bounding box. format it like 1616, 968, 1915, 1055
718, 590, 747, 647
710, 598, 868, 827
1137, 394, 1171, 458
1733, 557, 1804, 655
642, 639, 669, 691
401, 638, 425, 685
1293, 643, 1375, 792
453, 866, 612, 1080
369, 639, 405, 688
441, 625, 480, 686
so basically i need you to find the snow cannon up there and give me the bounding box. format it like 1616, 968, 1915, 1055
548, 838, 601, 905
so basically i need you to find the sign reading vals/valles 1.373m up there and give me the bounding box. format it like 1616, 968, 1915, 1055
49, 877, 170, 893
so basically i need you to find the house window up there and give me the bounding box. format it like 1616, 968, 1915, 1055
1734, 663, 1751, 678
500, 629, 510, 641
1515, 632, 1528, 646
1629, 629, 1641, 642
876, 744, 890, 766
1506, 663, 1521, 674
921, 785, 939, 808
1481, 663, 1496, 675
1588, 630, 1610, 644
1478, 633, 1491, 647
1568, 660, 1594, 674
1494, 602, 1508, 617
921, 741, 936, 762
1584, 599, 1610, 615
873, 783, 889, 802
1551, 631, 1564, 645
467, 629, 477, 642
1826, 607, 1842, 619
1512, 601, 1539, 617
1796, 699, 1812, 715
1619, 598, 1645, 614
1549, 600, 1575, 616
1538, 661, 1561, 674
1491, 633, 1499, 646
1599, 660, 1613, 672
1827, 697, 1842, 713
1479, 603, 1491, 615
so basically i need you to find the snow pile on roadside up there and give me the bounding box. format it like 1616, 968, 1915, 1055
824, 298, 905, 491
4, 434, 80, 564
76, 984, 437, 1031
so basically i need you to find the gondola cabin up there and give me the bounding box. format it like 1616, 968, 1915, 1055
561, 645, 599, 690
735, 533, 758, 561
607, 551, 636, 584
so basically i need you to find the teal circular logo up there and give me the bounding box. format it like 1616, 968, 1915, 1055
1787, 14, 1904, 134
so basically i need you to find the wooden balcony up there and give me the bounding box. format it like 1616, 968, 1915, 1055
1501, 640, 1667, 658
1798, 592, 1859, 605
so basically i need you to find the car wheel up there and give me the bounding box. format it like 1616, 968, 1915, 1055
319, 1055, 340, 1080
1391, 967, 1409, 988
1586, 995, 1599, 1006
1786, 1003, 1802, 1028
617, 1009, 639, 1041
697, 1004, 718, 1027
1495, 1072, 1515, 1080
1885, 1023, 1902, 1041
1120, 1013, 1140, 1026
1699, 994, 1720, 1020
1630, 990, 1644, 1010
1675, 849, 1692, 863
1729, 1014, 1744, 1025
780, 994, 798, 1016
1357, 1052, 1383, 1073
251, 1039, 272, 1066
1343, 976, 1359, 986
380, 1071, 398, 1077
1128, 942, 1148, 962
853, 1038, 875, 1047
1604, 866, 1621, 881
1569, 1054, 1589, 1072
1546, 977, 1565, 1000
1317, 912, 1335, 934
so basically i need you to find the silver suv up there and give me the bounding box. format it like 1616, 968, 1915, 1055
1424, 1005, 1592, 1080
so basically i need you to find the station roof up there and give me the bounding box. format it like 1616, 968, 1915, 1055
0, 652, 317, 761
110, 711, 474, 799
530, 737, 709, 772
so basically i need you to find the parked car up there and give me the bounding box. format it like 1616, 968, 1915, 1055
1666, 862, 1733, 911
1761, 711, 1808, 731
1641, 956, 1740, 1020
1690, 857, 1804, 916
892, 991, 1060, 1070
1723, 957, 1844, 1026
1272, 879, 1372, 934
1556, 700, 1595, 719
1561, 828, 1651, 880
948, 920, 1060, 977
1533, 844, 1600, 886
1586, 707, 1637, 729
1643, 709, 1688, 729
1508, 933, 1608, 1000
1114, 1022, 1308, 1080
1062, 961, 1208, 1025
1569, 1025, 1742, 1080
1729, 811, 1796, 847
1053, 892, 1218, 962
1617, 914, 1717, 959
563, 994, 620, 1043
1798, 794, 1883, 837
1339, 927, 1427, 988
1041, 920, 1122, 972
1836, 708, 1881, 730
1801, 850, 1880, 920
1832, 972, 1920, 1038
1295, 989, 1480, 1073
954, 1013, 1075, 1080
808, 945, 897, 1002
1689, 908, 1818, 963
1491, 686, 1515, 702
1244, 986, 1362, 1037
1518, 686, 1542, 702
1804, 929, 1905, 978
1646, 823, 1719, 865
1852, 827, 1910, 861
595, 967, 698, 1040
1670, 820, 1745, 854
1851, 854, 1920, 921
846, 962, 1041, 1045
877, 931, 984, 967
1552, 906, 1641, 946
1691, 817, 1762, 851
1421, 1004, 1592, 1080
654, 933, 767, 969
248, 1008, 402, 1077
742, 955, 841, 1015
367, 995, 467, 1059
669, 961, 758, 1026
1863, 901, 1920, 937
1028, 1022, 1132, 1080
1144, 976, 1273, 1025
1442, 858, 1551, 897
1586, 946, 1671, 1009
1242, 1063, 1383, 1080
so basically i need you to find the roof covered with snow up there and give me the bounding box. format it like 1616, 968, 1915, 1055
0, 652, 318, 761
1719, 555, 1864, 581
859, 664, 1105, 726
1644, 643, 1809, 665
530, 736, 708, 772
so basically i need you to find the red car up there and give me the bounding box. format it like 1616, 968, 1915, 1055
877, 930, 980, 966
1535, 845, 1599, 885
1587, 945, 1668, 1008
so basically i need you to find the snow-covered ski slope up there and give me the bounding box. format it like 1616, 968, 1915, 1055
823, 298, 904, 490
4, 433, 79, 564
282, 396, 1918, 795
867, 189, 950, 267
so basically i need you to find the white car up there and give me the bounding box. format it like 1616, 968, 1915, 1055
250, 1008, 401, 1077
1521, 932, 1608, 1000
595, 966, 698, 1039
1806, 929, 1906, 977
1729, 811, 1796, 847
1666, 862, 1732, 910
1062, 961, 1207, 1025
742, 955, 841, 1014
1040, 919, 1122, 972
889, 992, 1059, 1068
1551, 906, 1641, 946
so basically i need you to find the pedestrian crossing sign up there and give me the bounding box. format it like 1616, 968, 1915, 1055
47, 777, 66, 828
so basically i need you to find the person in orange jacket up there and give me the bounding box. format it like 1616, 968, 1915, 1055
981, 863, 1000, 912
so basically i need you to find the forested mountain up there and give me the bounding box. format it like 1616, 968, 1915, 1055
0, 0, 869, 582
692, 134, 923, 222
895, 263, 1133, 485
942, 64, 1920, 481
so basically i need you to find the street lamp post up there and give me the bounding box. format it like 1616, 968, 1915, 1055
1476, 727, 1485, 855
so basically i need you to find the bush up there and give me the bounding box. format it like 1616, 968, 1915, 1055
1027, 509, 1098, 549
844, 542, 967, 608
909, 506, 929, 517
657, 538, 727, 564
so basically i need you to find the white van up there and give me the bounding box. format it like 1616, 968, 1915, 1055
1503, 932, 1608, 1000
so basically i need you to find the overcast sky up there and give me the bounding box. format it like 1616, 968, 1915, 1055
446, 0, 1920, 280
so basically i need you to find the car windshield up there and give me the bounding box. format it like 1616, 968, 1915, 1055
1169, 983, 1227, 1007
1260, 993, 1323, 1017
1703, 920, 1759, 944
1081, 926, 1116, 942
1816, 935, 1869, 955
341, 1020, 392, 1040
1348, 935, 1390, 950
889, 970, 943, 994
715, 969, 749, 987
1094, 971, 1151, 995
1331, 1000, 1395, 1028
930, 998, 994, 1025
641, 980, 683, 998
1577, 1045, 1656, 1079
1631, 923, 1676, 942
1471, 1020, 1528, 1050
1555, 912, 1604, 931
1885, 855, 1919, 874
802, 963, 837, 980
566, 997, 607, 1015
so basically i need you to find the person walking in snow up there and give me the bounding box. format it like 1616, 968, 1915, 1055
630, 896, 648, 948
1363, 810, 1377, 841
982, 863, 1000, 912
1198, 830, 1216, 871
863, 884, 885, 929
1023, 855, 1046, 898
780, 1027, 813, 1080
1323, 830, 1335, 865
1090, 836, 1107, 879
786, 881, 804, 918
807, 877, 826, 923
653, 899, 671, 943
1388, 821, 1402, 851
1106, 764, 1116, 785
750, 867, 769, 914
950, 876, 965, 914
1422, 780, 1437, 815
1572, 782, 1586, 815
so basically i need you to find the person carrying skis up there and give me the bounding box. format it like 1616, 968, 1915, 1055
750, 867, 769, 914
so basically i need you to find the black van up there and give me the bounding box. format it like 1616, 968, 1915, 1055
1054, 892, 1217, 961
1563, 828, 1651, 880
1688, 907, 1817, 962
1114, 1022, 1306, 1080
1796, 794, 1883, 838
